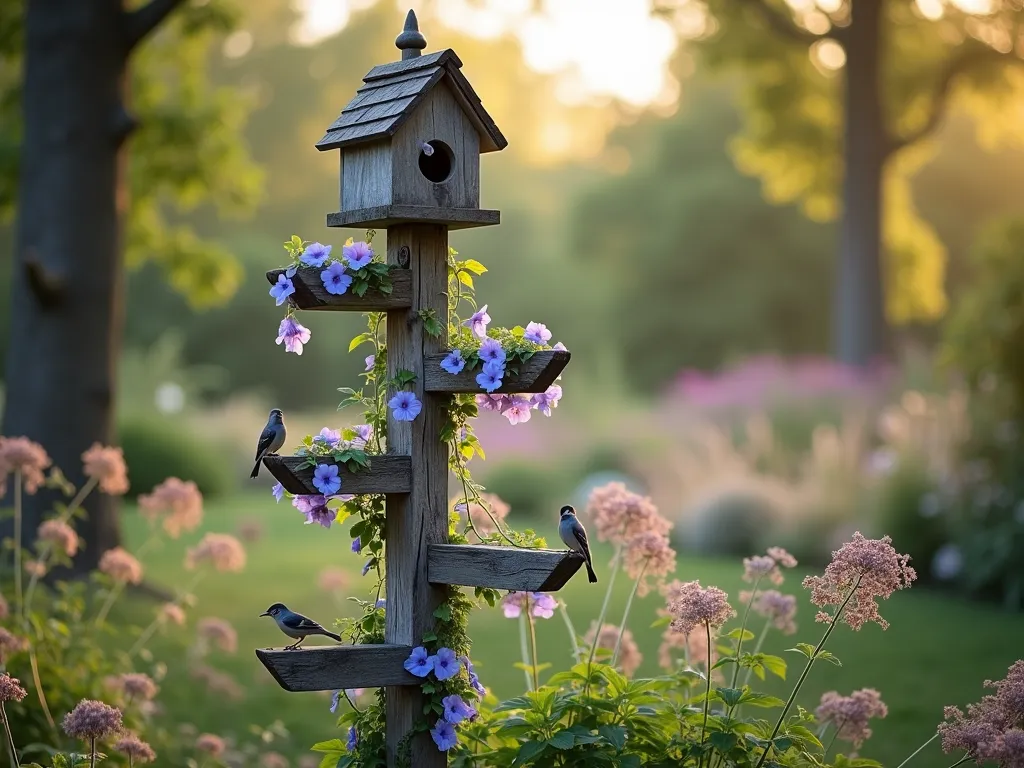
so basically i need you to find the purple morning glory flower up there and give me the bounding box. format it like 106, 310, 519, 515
352, 537, 362, 553
441, 350, 466, 375
464, 304, 490, 339
404, 646, 434, 678
321, 261, 352, 295
531, 384, 563, 417
312, 463, 342, 495
293, 494, 333, 528
502, 396, 533, 425
269, 274, 295, 306
361, 559, 373, 576
461, 656, 486, 695
375, 598, 386, 609
343, 241, 373, 269
271, 482, 284, 503
442, 695, 474, 724
475, 394, 503, 412
365, 355, 375, 371
330, 690, 341, 713
531, 593, 558, 619
354, 424, 374, 443
431, 720, 458, 752
478, 337, 506, 364
476, 370, 502, 393
524, 322, 552, 345
301, 242, 333, 267
276, 316, 311, 355
346, 726, 358, 751
431, 647, 461, 681
389, 391, 422, 421
553, 341, 567, 351
313, 427, 341, 449
482, 359, 505, 378
285, 265, 298, 279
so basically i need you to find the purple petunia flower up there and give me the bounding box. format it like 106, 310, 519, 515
330, 690, 342, 713
365, 355, 375, 371
353, 424, 373, 444
313, 427, 342, 449
502, 592, 557, 619
346, 726, 358, 751
285, 265, 298, 279
478, 337, 506, 365
352, 537, 362, 553
441, 350, 466, 375
276, 316, 311, 355
531, 384, 563, 417
431, 720, 458, 752
361, 559, 373, 576
270, 274, 295, 306
531, 593, 558, 618
476, 370, 503, 393
461, 656, 486, 696
464, 305, 490, 339
553, 341, 567, 351
524, 322, 552, 345
475, 394, 504, 412
301, 242, 333, 267
502, 396, 533, 425
442, 695, 474, 724
321, 261, 352, 295
343, 241, 373, 269
431, 648, 461, 681
312, 463, 342, 496
375, 598, 386, 609
482, 359, 505, 378
293, 495, 333, 529
271, 483, 284, 503
405, 647, 435, 678
389, 391, 422, 421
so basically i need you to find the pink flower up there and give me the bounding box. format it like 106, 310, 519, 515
62, 699, 123, 740
741, 589, 798, 635
138, 477, 204, 538
160, 603, 186, 626
665, 580, 735, 637
98, 547, 143, 584
114, 733, 156, 763
584, 622, 642, 677
196, 733, 226, 756
940, 660, 1024, 758
0, 672, 27, 702
586, 482, 671, 545
743, 547, 798, 585
816, 689, 888, 748
116, 673, 159, 701
82, 443, 130, 495
38, 519, 79, 557
276, 315, 311, 355
803, 532, 916, 631
191, 665, 245, 701
186, 533, 246, 572
0, 436, 51, 493
500, 592, 557, 619
464, 304, 490, 339
197, 617, 238, 653
454, 492, 510, 537
623, 531, 676, 597
501, 396, 532, 425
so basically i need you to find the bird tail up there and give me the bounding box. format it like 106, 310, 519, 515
324, 630, 342, 642
585, 560, 598, 583
250, 458, 262, 479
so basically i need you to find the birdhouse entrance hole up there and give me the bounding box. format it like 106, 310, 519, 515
418, 140, 454, 183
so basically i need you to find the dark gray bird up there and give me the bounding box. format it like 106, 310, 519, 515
558, 504, 597, 583
260, 603, 341, 650
250, 408, 286, 478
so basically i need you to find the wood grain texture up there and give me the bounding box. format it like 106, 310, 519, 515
428, 544, 585, 592
255, 644, 417, 691
384, 225, 449, 768
326, 205, 498, 230
442, 63, 507, 153
423, 350, 570, 394
262, 455, 411, 495
265, 268, 412, 311
341, 141, 393, 210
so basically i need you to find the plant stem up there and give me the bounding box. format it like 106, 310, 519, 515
90, 737, 97, 768
895, 733, 939, 768
730, 576, 763, 690
94, 582, 126, 627
822, 721, 843, 760
753, 578, 861, 768
518, 612, 533, 691
697, 622, 712, 768
740, 617, 773, 689
1, 703, 18, 768
945, 757, 970, 768
558, 602, 580, 663
526, 598, 540, 691
29, 650, 55, 732
612, 560, 647, 667
585, 544, 622, 671
14, 472, 23, 623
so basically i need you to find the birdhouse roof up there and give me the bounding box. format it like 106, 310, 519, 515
316, 49, 507, 154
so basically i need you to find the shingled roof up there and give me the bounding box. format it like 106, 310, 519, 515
316, 49, 507, 154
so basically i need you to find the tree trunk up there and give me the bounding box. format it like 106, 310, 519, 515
835, 0, 888, 367
2, 0, 128, 572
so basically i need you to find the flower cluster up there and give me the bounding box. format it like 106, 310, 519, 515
742, 546, 798, 585
474, 385, 561, 425
622, 529, 677, 597
0, 435, 52, 493
38, 518, 79, 557
815, 688, 888, 748
0, 672, 27, 702
185, 533, 246, 573
62, 698, 123, 741
0, 627, 27, 663
586, 482, 671, 545
138, 477, 204, 538
501, 592, 557, 619
940, 660, 1024, 761
98, 547, 144, 585
664, 579, 736, 637
403, 647, 478, 752
657, 610, 719, 672
741, 589, 798, 635
197, 617, 239, 654
453, 492, 510, 537
114, 733, 157, 764
81, 442, 130, 495
585, 622, 643, 677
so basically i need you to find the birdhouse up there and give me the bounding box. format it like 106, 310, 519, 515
316, 11, 507, 230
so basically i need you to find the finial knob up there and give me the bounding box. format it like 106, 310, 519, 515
395, 9, 427, 60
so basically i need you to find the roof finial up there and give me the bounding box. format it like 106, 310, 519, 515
395, 9, 427, 60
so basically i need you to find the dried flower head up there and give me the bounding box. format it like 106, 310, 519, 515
455, 492, 510, 537
584, 622, 643, 677
623, 531, 677, 596
114, 733, 156, 763
38, 519, 79, 557
237, 518, 264, 543
815, 688, 888, 748
0, 672, 28, 702
62, 699, 123, 740
940, 660, 1024, 757
260, 752, 290, 768
197, 617, 238, 653
741, 589, 798, 635
318, 566, 349, 593
743, 547, 798, 585
665, 580, 736, 637
160, 603, 187, 626
191, 665, 245, 701
82, 443, 130, 495
767, 546, 798, 568
0, 436, 52, 493
196, 733, 226, 756
0, 627, 28, 662
139, 477, 204, 538
99, 547, 144, 585
803, 532, 916, 630
586, 482, 671, 545
118, 673, 159, 701
185, 533, 246, 572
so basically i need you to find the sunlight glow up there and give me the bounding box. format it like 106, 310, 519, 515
812, 38, 846, 71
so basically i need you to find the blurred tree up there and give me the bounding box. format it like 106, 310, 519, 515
666, 0, 1024, 366
0, 0, 261, 571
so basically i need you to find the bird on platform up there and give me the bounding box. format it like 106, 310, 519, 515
250, 408, 286, 478
260, 603, 341, 650
558, 504, 597, 583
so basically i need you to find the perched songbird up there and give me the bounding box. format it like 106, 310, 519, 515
250, 408, 286, 478
260, 603, 341, 650
558, 504, 597, 583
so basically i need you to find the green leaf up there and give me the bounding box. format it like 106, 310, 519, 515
461, 259, 487, 274
708, 731, 737, 752
354, 279, 368, 297
725, 628, 755, 641
817, 650, 842, 666
597, 724, 627, 751
761, 654, 787, 680
457, 270, 474, 290
312, 739, 346, 753
433, 604, 453, 622
716, 687, 744, 707
348, 333, 373, 352
547, 731, 576, 750
738, 692, 785, 708
422, 631, 437, 643
785, 643, 817, 660
511, 740, 547, 766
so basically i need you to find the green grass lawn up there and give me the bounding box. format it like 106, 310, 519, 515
123, 491, 1024, 765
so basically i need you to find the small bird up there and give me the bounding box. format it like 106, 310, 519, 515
559, 504, 597, 583
260, 603, 341, 650
250, 408, 286, 478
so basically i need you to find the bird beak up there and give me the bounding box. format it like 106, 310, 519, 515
259, 611, 270, 617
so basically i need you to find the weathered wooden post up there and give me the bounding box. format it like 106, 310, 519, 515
255, 12, 579, 766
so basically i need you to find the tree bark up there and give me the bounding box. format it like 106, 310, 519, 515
835, 0, 888, 367
2, 0, 129, 572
